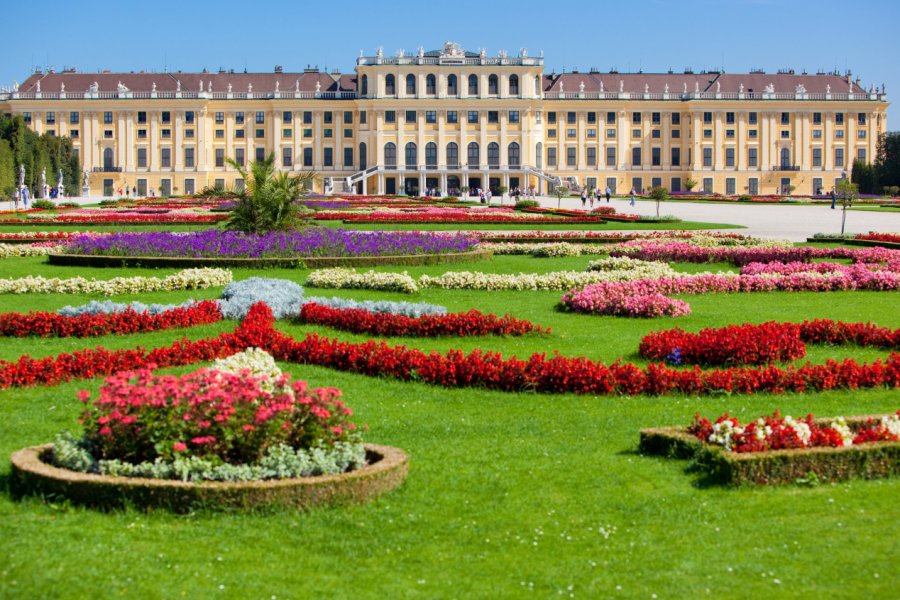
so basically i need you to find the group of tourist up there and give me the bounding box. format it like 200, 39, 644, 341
579, 187, 615, 208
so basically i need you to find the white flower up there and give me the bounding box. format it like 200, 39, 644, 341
0, 268, 232, 295
211, 348, 283, 393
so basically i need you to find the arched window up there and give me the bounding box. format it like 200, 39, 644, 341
447, 74, 458, 96
488, 74, 499, 95
426, 74, 436, 95
488, 142, 500, 168
536, 142, 543, 169
406, 74, 416, 95
509, 75, 519, 96
384, 142, 396, 167
447, 142, 459, 168
468, 74, 478, 95
360, 74, 368, 96
780, 147, 791, 167
405, 142, 418, 169
385, 74, 395, 95
103, 147, 114, 169
508, 142, 520, 167
467, 142, 479, 167
359, 142, 367, 169
426, 142, 437, 168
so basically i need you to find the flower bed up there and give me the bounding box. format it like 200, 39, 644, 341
0, 242, 65, 258
0, 268, 232, 295
0, 300, 222, 338
640, 320, 900, 366
296, 303, 547, 337
0, 231, 78, 243
639, 412, 900, 486
1, 303, 898, 397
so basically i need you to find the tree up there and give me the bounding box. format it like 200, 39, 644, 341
684, 178, 697, 192
648, 186, 669, 218
836, 178, 858, 236
495, 185, 508, 205
0, 140, 14, 200
875, 131, 900, 190
553, 184, 569, 208
225, 153, 316, 233
0, 114, 81, 197
850, 159, 877, 195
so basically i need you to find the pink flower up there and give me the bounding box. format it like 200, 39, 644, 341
173, 442, 188, 452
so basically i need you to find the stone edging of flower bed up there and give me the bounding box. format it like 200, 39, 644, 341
639, 418, 900, 486
805, 237, 900, 249
47, 249, 492, 269
10, 443, 408, 512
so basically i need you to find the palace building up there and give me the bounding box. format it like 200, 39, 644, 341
0, 42, 889, 197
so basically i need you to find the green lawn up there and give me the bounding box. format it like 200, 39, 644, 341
0, 249, 897, 598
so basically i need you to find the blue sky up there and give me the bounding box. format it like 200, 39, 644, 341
3, 0, 898, 128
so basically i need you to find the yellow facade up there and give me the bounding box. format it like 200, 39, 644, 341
0, 43, 888, 197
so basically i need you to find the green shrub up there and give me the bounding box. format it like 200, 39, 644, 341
738, 194, 752, 202
31, 199, 56, 210
514, 200, 540, 209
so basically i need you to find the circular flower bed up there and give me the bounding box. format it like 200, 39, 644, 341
10, 348, 407, 511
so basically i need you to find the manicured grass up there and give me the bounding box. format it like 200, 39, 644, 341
0, 223, 216, 233
0, 246, 897, 597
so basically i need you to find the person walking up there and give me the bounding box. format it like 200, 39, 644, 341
580, 188, 587, 208
630, 191, 636, 207
589, 187, 596, 208
830, 188, 837, 210
605, 186, 611, 203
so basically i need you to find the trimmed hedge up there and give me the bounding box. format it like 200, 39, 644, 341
640, 418, 900, 486
47, 248, 492, 269
10, 443, 409, 512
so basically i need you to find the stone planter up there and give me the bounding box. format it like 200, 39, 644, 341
11, 443, 408, 512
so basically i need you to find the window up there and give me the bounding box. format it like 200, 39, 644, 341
606, 128, 616, 138
160, 179, 171, 197
652, 129, 661, 139
858, 113, 866, 125
813, 148, 822, 167
447, 142, 459, 168
781, 130, 790, 139
183, 179, 195, 195
748, 147, 758, 167
702, 147, 713, 167
282, 147, 292, 167
214, 179, 224, 191
632, 147, 642, 166
425, 143, 437, 168
104, 130, 113, 139
587, 128, 597, 138
185, 111, 195, 124
834, 148, 845, 168
215, 112, 224, 125
835, 129, 845, 139
323, 112, 333, 124
302, 128, 312, 138
547, 147, 556, 167
632, 178, 643, 194
256, 128, 265, 138
672, 112, 681, 125
161, 128, 171, 139
835, 112, 844, 125
564, 111, 575, 125
385, 74, 395, 95
343, 147, 353, 167
726, 177, 736, 195
447, 111, 458, 124
137, 111, 147, 124
468, 74, 478, 95
587, 147, 597, 166
703, 129, 712, 139
161, 148, 171, 168
652, 147, 661, 166
405, 110, 416, 123
632, 129, 641, 139
780, 112, 790, 125
671, 177, 682, 192
360, 112, 367, 124
215, 148, 225, 167
406, 74, 416, 95
780, 148, 791, 167
748, 178, 759, 195
606, 146, 616, 167
725, 129, 735, 138
385, 111, 396, 124
488, 74, 498, 95
405, 142, 417, 169
236, 112, 245, 124
748, 112, 757, 125
509, 75, 519, 95
323, 128, 332, 138
448, 74, 458, 95
748, 129, 758, 139
384, 142, 397, 167
489, 142, 501, 168
235, 148, 245, 166
671, 129, 680, 139
671, 147, 680, 166
702, 177, 713, 194
587, 112, 597, 124
324, 148, 333, 167
566, 147, 576, 167
468, 111, 479, 123
548, 112, 557, 124
813, 112, 822, 125
703, 112, 712, 125
161, 111, 171, 124
567, 128, 577, 138
509, 111, 520, 124
103, 111, 113, 124
283, 128, 292, 138
69, 130, 78, 139
725, 147, 735, 167
234, 179, 244, 194
725, 112, 735, 125
185, 148, 195, 168
256, 147, 266, 162
303, 148, 313, 167
361, 75, 368, 96
45, 112, 55, 124
280, 111, 292, 124
858, 130, 867, 139
858, 148, 867, 162
606, 111, 616, 124
341, 128, 350, 138
302, 111, 312, 124
467, 142, 480, 167
488, 111, 499, 124
184, 129, 194, 139
813, 129, 822, 139
420, 111, 434, 124
69, 112, 80, 125
137, 148, 147, 168
138, 129, 147, 139
652, 177, 662, 189
547, 129, 557, 139
23, 112, 31, 124
426, 74, 436, 95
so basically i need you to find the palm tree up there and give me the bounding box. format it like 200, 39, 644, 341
225, 153, 316, 233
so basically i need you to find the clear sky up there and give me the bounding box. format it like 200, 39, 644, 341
3, 0, 898, 128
